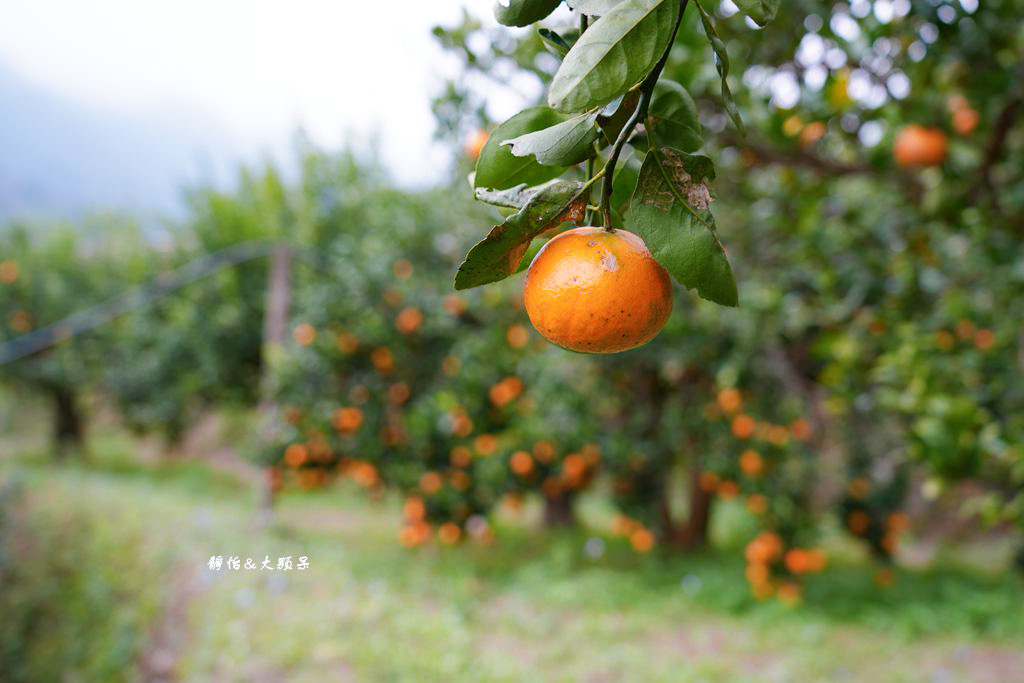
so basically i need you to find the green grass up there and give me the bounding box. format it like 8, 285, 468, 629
1, 452, 1023, 682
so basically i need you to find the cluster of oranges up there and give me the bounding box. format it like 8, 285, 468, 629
745, 531, 827, 604
612, 515, 656, 553
936, 320, 997, 352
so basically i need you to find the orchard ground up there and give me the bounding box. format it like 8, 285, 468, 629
2, 407, 1023, 683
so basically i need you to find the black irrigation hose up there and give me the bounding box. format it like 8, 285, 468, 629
0, 240, 277, 366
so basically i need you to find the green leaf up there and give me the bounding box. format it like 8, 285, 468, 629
548, 0, 680, 113
695, 1, 745, 134
494, 0, 562, 27
647, 80, 703, 152
474, 184, 538, 210
567, 0, 625, 14
474, 108, 569, 190
597, 90, 642, 144
502, 110, 601, 166
625, 147, 737, 306
732, 0, 779, 26
455, 180, 589, 289
538, 28, 574, 58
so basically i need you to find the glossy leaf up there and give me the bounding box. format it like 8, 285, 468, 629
732, 0, 780, 26
538, 28, 574, 58
455, 180, 589, 289
647, 80, 703, 152
474, 108, 569, 190
494, 0, 562, 27
548, 0, 680, 113
567, 0, 626, 14
597, 90, 642, 144
502, 110, 602, 166
695, 1, 745, 134
625, 147, 737, 306
474, 184, 539, 210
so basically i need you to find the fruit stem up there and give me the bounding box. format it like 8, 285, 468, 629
598, 0, 690, 230
581, 12, 597, 226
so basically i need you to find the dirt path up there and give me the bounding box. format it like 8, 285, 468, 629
137, 565, 205, 682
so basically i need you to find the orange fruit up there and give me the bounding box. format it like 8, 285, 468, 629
630, 527, 655, 553
293, 323, 316, 346
533, 440, 556, 464
465, 129, 489, 160
284, 444, 309, 468
523, 227, 673, 353
371, 347, 395, 374
439, 522, 462, 544
805, 548, 828, 573
442, 294, 467, 316
731, 414, 756, 439
746, 494, 768, 515
699, 471, 720, 493
739, 449, 764, 477
717, 388, 743, 415
935, 330, 956, 351
392, 258, 414, 279
404, 497, 426, 521
333, 407, 364, 434
847, 510, 871, 536
450, 446, 472, 468
474, 433, 498, 456
506, 324, 530, 348
509, 450, 534, 477
0, 260, 19, 284
420, 471, 443, 495
388, 382, 411, 404
776, 582, 802, 606
893, 125, 948, 167
717, 479, 740, 500
746, 561, 770, 585
790, 419, 813, 442
952, 106, 979, 135
974, 328, 995, 351
395, 307, 423, 334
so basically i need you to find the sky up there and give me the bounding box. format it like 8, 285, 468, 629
0, 0, 538, 191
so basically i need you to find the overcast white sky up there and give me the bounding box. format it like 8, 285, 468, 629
0, 0, 547, 187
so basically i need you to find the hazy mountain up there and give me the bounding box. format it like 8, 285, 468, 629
0, 63, 240, 221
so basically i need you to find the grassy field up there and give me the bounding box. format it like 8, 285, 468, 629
2, 442, 1024, 682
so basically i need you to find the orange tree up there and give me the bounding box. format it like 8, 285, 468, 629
430, 0, 1024, 595
262, 153, 615, 539
0, 218, 156, 455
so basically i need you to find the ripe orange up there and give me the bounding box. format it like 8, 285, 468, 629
731, 414, 756, 439
292, 323, 316, 346
739, 449, 764, 477
395, 307, 423, 334
630, 527, 655, 553
974, 328, 995, 351
284, 444, 309, 468
465, 129, 489, 160
439, 522, 462, 545
404, 497, 426, 522
746, 494, 768, 515
716, 387, 743, 415
0, 260, 19, 284
450, 446, 472, 468
509, 450, 534, 477
506, 324, 530, 348
420, 471, 443, 495
333, 407, 364, 433
893, 125, 948, 167
533, 440, 556, 464
392, 258, 414, 279
952, 106, 979, 135
523, 227, 673, 353
371, 347, 395, 374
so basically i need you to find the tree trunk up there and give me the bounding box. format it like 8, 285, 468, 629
51, 384, 84, 459
258, 243, 292, 515
674, 464, 712, 549
543, 492, 576, 528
